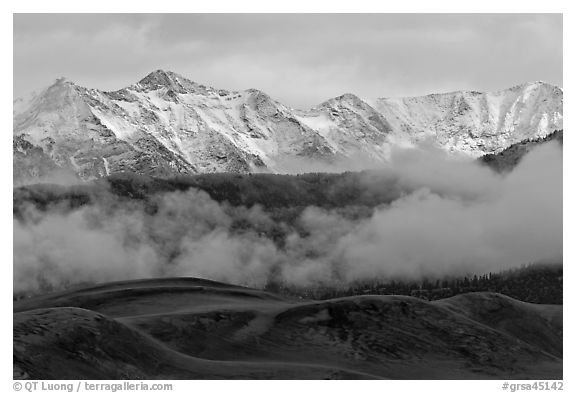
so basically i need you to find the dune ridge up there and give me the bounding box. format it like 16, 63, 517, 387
14, 278, 562, 380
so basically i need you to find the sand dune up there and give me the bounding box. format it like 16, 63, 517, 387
14, 278, 562, 379
436, 292, 562, 358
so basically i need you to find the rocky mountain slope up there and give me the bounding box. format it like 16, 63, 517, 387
13, 70, 563, 182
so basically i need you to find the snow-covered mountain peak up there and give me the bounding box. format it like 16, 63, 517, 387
511, 80, 548, 88
488, 81, 560, 96
13, 72, 563, 182
130, 69, 229, 97
320, 93, 365, 108
135, 69, 189, 90
53, 76, 75, 86
13, 76, 92, 126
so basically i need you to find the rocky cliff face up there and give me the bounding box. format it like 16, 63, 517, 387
13, 70, 563, 182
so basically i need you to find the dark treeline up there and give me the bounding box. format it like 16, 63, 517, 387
14, 170, 408, 217
481, 129, 563, 172
267, 263, 563, 305
13, 171, 392, 250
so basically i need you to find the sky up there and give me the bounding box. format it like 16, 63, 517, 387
13, 14, 562, 109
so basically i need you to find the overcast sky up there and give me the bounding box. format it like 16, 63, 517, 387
13, 14, 562, 109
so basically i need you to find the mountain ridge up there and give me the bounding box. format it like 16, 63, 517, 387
13, 70, 563, 182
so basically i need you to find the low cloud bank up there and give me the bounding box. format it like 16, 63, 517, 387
13, 142, 562, 294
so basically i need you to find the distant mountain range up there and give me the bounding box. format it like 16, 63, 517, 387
13, 70, 563, 182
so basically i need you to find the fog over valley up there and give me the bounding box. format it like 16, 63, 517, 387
13, 141, 562, 295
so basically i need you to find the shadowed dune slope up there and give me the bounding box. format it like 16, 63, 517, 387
435, 292, 562, 358
14, 278, 562, 380
14, 307, 377, 380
